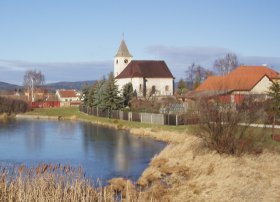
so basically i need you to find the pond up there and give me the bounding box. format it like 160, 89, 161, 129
0, 119, 166, 183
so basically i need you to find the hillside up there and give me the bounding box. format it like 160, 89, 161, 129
0, 81, 21, 91
45, 80, 96, 91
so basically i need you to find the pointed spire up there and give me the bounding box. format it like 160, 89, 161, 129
115, 40, 133, 57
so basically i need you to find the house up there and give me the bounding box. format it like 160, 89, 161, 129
56, 89, 81, 106
195, 65, 280, 104
114, 40, 174, 97
24, 88, 48, 101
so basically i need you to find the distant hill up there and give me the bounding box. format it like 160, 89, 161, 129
45, 80, 96, 91
0, 81, 21, 91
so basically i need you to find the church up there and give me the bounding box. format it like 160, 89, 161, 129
114, 40, 174, 97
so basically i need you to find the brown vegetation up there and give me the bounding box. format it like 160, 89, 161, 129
138, 135, 280, 201
196, 97, 265, 155
0, 96, 28, 114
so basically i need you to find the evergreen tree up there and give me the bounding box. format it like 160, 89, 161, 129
81, 85, 90, 105
93, 79, 106, 108
103, 72, 123, 111
268, 82, 280, 134
87, 82, 99, 107
176, 79, 188, 96
122, 82, 134, 107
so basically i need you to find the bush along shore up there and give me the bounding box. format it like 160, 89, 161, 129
9, 107, 280, 201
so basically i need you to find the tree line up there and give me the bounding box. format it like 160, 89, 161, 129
82, 72, 134, 112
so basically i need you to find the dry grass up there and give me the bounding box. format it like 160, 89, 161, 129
0, 163, 170, 202
138, 134, 280, 201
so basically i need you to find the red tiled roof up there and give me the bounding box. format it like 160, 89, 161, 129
115, 60, 174, 79
229, 65, 280, 79
196, 65, 279, 92
58, 90, 77, 98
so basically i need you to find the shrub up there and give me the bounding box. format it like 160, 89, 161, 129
0, 96, 28, 114
196, 96, 264, 155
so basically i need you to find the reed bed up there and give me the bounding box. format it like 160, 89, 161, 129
0, 163, 149, 202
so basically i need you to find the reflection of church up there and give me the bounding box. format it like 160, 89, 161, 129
114, 40, 174, 96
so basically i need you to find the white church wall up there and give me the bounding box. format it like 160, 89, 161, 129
145, 78, 173, 96
116, 77, 173, 96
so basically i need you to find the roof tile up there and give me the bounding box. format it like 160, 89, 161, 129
196, 65, 280, 92
115, 60, 174, 79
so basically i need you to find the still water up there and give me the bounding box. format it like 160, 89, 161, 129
0, 119, 166, 182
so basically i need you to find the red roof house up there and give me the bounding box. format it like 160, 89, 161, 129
56, 89, 81, 106
195, 65, 280, 104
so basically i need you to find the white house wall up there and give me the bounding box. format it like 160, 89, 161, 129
250, 76, 272, 94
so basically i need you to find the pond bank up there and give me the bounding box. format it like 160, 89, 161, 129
18, 108, 280, 201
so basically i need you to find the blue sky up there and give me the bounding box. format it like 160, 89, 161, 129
0, 0, 280, 84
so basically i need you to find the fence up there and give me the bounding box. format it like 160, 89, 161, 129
79, 105, 200, 126
29, 101, 60, 108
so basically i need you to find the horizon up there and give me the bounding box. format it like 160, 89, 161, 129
1, 0, 280, 84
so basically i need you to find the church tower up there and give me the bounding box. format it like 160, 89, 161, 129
114, 40, 133, 77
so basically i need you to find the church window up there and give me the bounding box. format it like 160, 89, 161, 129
116, 59, 118, 64
151, 86, 156, 94
165, 85, 169, 91
139, 84, 142, 91
124, 59, 128, 64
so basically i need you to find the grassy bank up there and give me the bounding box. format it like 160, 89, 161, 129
25, 107, 280, 149
18, 107, 280, 201
25, 107, 191, 143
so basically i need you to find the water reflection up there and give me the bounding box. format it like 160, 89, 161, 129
24, 121, 45, 152
0, 120, 166, 182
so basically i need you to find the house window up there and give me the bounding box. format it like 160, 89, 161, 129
151, 85, 156, 94
165, 85, 169, 91
65, 99, 68, 101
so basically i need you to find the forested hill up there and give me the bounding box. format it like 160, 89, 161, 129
0, 81, 21, 90
45, 80, 96, 91
0, 80, 96, 91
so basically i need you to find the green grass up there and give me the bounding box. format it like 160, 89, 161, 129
26, 107, 189, 133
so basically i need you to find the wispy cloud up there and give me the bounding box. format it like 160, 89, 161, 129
0, 59, 112, 84
146, 45, 280, 80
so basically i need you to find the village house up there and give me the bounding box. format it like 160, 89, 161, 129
114, 40, 174, 97
56, 89, 81, 106
195, 65, 280, 104
24, 88, 48, 102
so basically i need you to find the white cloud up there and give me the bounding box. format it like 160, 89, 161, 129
146, 45, 280, 80
0, 59, 112, 84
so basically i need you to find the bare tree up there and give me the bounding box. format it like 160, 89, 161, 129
23, 70, 45, 101
186, 63, 213, 89
214, 53, 239, 75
